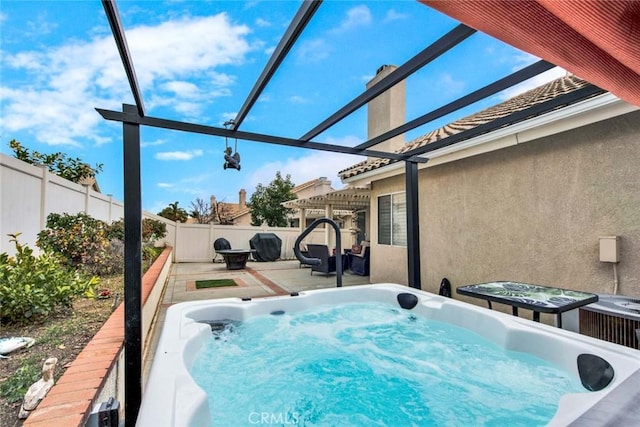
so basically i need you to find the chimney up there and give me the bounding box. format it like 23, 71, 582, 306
314, 177, 332, 195
239, 189, 246, 209
366, 65, 406, 160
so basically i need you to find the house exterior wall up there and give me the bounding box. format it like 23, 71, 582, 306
370, 174, 410, 284
370, 110, 640, 309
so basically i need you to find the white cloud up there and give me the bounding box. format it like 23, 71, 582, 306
141, 138, 167, 148
157, 182, 174, 188
162, 81, 200, 98
255, 18, 270, 27
246, 147, 365, 192
384, 9, 408, 23
289, 95, 308, 104
330, 5, 372, 34
26, 13, 58, 36
295, 38, 329, 63
155, 149, 203, 160
498, 66, 566, 100
0, 12, 7, 22
1, 13, 252, 147
437, 73, 466, 97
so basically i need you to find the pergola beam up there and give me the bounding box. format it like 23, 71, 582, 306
300, 23, 476, 141
96, 107, 427, 162
101, 0, 145, 116
232, 0, 322, 130
355, 59, 555, 150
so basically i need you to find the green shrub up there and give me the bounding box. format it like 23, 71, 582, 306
108, 218, 167, 243
0, 357, 41, 403
142, 245, 163, 271
37, 213, 116, 276
142, 218, 167, 242
0, 234, 98, 324
9, 139, 102, 183
37, 212, 108, 264
36, 213, 166, 277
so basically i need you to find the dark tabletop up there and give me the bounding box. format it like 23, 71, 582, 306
457, 281, 598, 313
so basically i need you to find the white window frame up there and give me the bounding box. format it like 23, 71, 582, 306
377, 191, 406, 247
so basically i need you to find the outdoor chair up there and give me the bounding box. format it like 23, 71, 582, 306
307, 244, 336, 277
347, 244, 370, 276
212, 237, 231, 263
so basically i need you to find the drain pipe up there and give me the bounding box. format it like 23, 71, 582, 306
294, 217, 343, 287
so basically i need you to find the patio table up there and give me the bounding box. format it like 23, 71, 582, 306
456, 281, 598, 328
216, 249, 256, 270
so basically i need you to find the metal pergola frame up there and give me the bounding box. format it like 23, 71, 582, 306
98, 1, 604, 424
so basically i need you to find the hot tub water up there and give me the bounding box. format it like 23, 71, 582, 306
190, 302, 584, 426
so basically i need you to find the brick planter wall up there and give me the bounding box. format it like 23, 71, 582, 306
23, 246, 173, 427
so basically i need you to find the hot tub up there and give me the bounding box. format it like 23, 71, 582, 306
138, 284, 640, 426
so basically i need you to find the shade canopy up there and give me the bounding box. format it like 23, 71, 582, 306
422, 0, 640, 107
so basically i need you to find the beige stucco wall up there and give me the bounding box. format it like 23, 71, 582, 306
370, 110, 640, 318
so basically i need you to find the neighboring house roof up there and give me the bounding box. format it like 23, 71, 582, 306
230, 177, 334, 222
339, 74, 604, 179
282, 186, 370, 211
231, 206, 251, 221
291, 178, 320, 193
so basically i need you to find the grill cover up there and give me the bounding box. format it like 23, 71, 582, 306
249, 233, 282, 262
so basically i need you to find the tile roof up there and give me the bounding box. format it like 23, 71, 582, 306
339, 74, 603, 179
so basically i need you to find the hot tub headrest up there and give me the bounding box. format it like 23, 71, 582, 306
577, 353, 614, 391
397, 293, 419, 310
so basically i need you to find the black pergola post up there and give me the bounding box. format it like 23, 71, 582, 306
406, 160, 421, 289
122, 103, 142, 426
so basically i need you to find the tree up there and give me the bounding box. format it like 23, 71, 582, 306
190, 198, 214, 224
157, 201, 188, 222
249, 172, 296, 227
9, 139, 103, 183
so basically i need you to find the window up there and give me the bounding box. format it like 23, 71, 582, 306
377, 192, 406, 246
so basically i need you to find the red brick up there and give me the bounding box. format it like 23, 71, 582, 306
24, 401, 90, 423
63, 361, 113, 376
69, 354, 117, 367
47, 378, 101, 394
23, 413, 84, 427
56, 368, 108, 384
37, 388, 95, 408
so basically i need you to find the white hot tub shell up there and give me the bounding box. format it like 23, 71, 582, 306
138, 284, 640, 426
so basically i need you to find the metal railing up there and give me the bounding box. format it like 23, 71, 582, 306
294, 217, 343, 287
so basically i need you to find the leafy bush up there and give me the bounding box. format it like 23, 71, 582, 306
142, 218, 167, 242
37, 213, 114, 276
9, 139, 103, 183
142, 245, 164, 271
0, 357, 41, 402
0, 234, 98, 324
107, 218, 167, 243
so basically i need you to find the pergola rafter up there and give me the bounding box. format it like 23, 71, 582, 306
300, 23, 476, 141
232, 0, 322, 130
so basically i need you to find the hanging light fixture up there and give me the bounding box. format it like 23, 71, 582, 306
223, 119, 241, 171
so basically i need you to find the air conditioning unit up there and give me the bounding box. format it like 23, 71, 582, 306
579, 294, 640, 350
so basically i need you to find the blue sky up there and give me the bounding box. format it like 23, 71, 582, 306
0, 1, 563, 214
